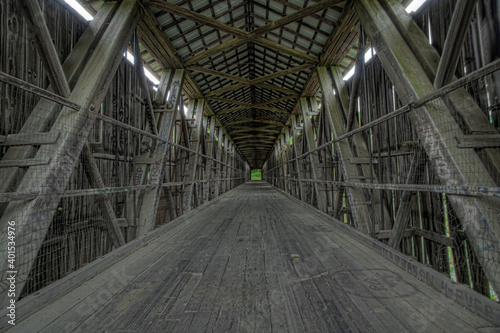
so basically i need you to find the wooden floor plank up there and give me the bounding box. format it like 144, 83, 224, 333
8, 182, 499, 333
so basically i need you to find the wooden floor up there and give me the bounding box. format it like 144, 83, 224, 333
5, 182, 500, 332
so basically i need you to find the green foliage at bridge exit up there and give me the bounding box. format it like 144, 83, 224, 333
251, 169, 262, 180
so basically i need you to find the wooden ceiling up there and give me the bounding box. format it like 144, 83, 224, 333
82, 0, 361, 168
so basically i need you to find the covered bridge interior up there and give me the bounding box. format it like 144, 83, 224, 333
0, 0, 500, 331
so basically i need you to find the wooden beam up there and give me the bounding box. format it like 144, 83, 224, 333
252, 36, 317, 63
225, 119, 284, 127
6, 1, 126, 252
183, 99, 205, 212
133, 32, 158, 136
228, 126, 281, 134
192, 63, 311, 88
203, 116, 217, 201
21, 0, 70, 97
207, 96, 252, 106
184, 38, 247, 66
300, 98, 327, 212
82, 144, 126, 248
434, 0, 479, 88
208, 94, 297, 107
0, 0, 140, 303
214, 130, 224, 196
144, 0, 246, 37
413, 228, 455, 247
255, 83, 298, 96
355, 0, 500, 292
237, 143, 274, 148
248, 0, 344, 38
232, 134, 277, 140
377, 229, 415, 239
456, 134, 500, 148
382, 0, 500, 180
221, 136, 230, 192
205, 64, 306, 97
136, 70, 185, 236
346, 34, 364, 132
0, 71, 80, 111
317, 67, 373, 233
291, 116, 305, 200
0, 3, 117, 200
216, 105, 289, 115
188, 66, 250, 84
252, 63, 314, 85
388, 153, 420, 249
152, 0, 338, 65
0, 133, 60, 147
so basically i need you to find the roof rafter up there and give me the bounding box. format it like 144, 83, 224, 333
145, 0, 342, 65
204, 63, 311, 97
216, 105, 289, 115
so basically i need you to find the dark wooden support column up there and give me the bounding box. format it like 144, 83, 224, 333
291, 115, 304, 200
28, 2, 126, 249
226, 141, 234, 191
283, 131, 291, 193
355, 0, 500, 292
300, 97, 327, 212
182, 99, 205, 212
222, 136, 229, 193
0, 0, 140, 302
203, 116, 216, 201
275, 139, 282, 189
136, 69, 185, 236
214, 129, 224, 196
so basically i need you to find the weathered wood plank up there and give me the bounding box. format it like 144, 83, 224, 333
0, 132, 60, 146
456, 134, 500, 148
6, 183, 500, 332
0, 157, 51, 168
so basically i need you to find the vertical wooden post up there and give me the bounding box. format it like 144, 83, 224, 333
182, 99, 205, 212
136, 69, 185, 236
291, 115, 304, 200
221, 136, 229, 193
203, 116, 216, 201
317, 67, 375, 233
300, 97, 328, 212
214, 129, 224, 196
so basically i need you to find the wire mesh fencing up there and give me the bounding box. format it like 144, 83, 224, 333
263, 60, 500, 300
0, 65, 248, 299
